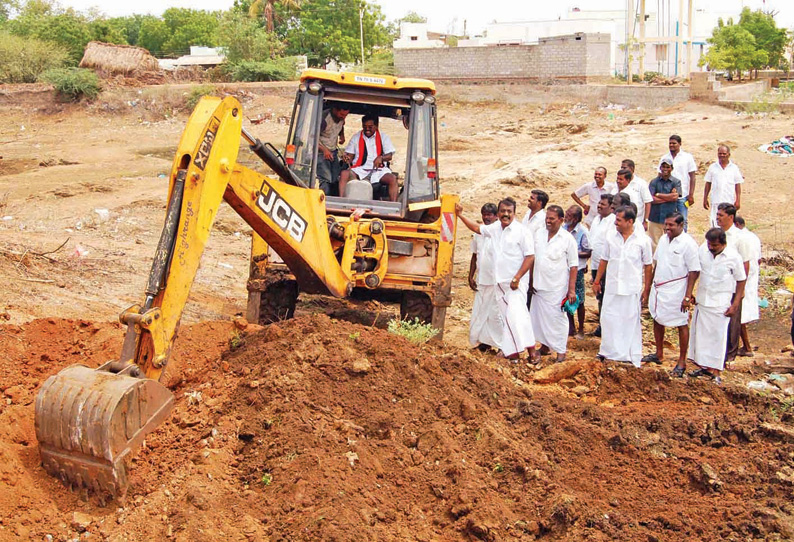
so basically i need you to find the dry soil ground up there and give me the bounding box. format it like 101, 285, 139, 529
1, 81, 794, 541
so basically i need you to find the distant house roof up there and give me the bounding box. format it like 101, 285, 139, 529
158, 47, 226, 70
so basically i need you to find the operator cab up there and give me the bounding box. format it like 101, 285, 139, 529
284, 69, 439, 220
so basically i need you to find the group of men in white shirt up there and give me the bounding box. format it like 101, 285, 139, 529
459, 136, 760, 385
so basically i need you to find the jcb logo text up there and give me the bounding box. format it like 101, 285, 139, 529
256, 182, 307, 242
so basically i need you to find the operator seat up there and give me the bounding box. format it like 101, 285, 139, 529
343, 179, 373, 200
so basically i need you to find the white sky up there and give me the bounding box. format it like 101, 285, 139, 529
56, 0, 794, 34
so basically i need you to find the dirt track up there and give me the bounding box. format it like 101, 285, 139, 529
1, 82, 794, 540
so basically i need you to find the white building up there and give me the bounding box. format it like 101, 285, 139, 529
394, 2, 758, 78
393, 23, 446, 49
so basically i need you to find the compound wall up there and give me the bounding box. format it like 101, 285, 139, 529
394, 33, 611, 83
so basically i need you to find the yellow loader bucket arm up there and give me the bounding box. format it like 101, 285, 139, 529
34, 96, 378, 498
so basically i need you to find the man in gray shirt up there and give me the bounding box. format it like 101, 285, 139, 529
648, 157, 681, 250
317, 103, 350, 196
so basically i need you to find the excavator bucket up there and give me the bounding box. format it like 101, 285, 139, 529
34, 365, 174, 498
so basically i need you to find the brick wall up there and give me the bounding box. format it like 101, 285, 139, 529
394, 33, 610, 83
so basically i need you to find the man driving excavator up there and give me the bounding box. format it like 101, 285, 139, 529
339, 114, 399, 201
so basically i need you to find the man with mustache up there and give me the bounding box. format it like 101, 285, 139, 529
687, 228, 747, 385
456, 199, 536, 361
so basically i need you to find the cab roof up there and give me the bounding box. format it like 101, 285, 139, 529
300, 69, 436, 94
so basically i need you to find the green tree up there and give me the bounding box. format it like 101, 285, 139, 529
249, 0, 300, 33
8, 1, 93, 63
138, 15, 168, 55
397, 11, 426, 24
738, 7, 789, 71
88, 18, 127, 44
701, 18, 767, 81
218, 11, 284, 61
283, 0, 390, 67
161, 8, 220, 56
108, 14, 147, 46
0, 0, 18, 22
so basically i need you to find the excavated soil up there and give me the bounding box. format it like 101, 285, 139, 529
2, 315, 794, 541
3, 81, 794, 541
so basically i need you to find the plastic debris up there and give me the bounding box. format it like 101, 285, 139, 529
73, 244, 89, 258
758, 136, 794, 156
94, 208, 110, 223
747, 380, 778, 392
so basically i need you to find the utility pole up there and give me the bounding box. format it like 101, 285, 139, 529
686, 0, 693, 78
359, 7, 365, 70
626, 0, 635, 84
638, 0, 646, 79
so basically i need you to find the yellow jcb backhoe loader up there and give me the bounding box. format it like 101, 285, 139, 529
34, 70, 458, 498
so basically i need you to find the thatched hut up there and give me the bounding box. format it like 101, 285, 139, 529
79, 41, 161, 76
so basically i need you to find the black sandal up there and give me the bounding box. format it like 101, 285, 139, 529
671, 365, 685, 378
641, 353, 662, 365
688, 368, 713, 379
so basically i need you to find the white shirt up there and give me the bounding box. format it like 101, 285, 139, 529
522, 208, 546, 235
659, 150, 697, 198
532, 228, 579, 292
574, 181, 617, 224
725, 225, 752, 262
621, 178, 653, 225
589, 213, 616, 271
470, 234, 495, 286
743, 229, 762, 262
653, 232, 700, 284
697, 244, 747, 308
480, 220, 534, 285
602, 228, 653, 296
704, 161, 743, 207
345, 130, 396, 171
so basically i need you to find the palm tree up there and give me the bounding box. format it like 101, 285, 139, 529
249, 0, 301, 32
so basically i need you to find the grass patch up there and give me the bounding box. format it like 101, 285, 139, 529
387, 317, 439, 344
224, 58, 297, 82
39, 68, 101, 101
186, 84, 219, 110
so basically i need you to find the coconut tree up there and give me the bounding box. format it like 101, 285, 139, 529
249, 0, 301, 32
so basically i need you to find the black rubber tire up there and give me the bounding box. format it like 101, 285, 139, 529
258, 279, 299, 325
400, 291, 433, 324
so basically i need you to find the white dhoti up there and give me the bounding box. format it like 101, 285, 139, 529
351, 166, 392, 184
599, 293, 643, 367
688, 304, 730, 370
741, 266, 760, 324
709, 206, 718, 229
495, 282, 535, 357
530, 288, 569, 354
469, 285, 503, 348
649, 276, 689, 327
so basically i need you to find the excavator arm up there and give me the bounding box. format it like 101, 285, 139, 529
34, 96, 390, 497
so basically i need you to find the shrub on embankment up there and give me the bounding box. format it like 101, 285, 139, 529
0, 32, 70, 83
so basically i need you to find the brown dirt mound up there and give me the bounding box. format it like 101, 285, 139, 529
2, 315, 794, 541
